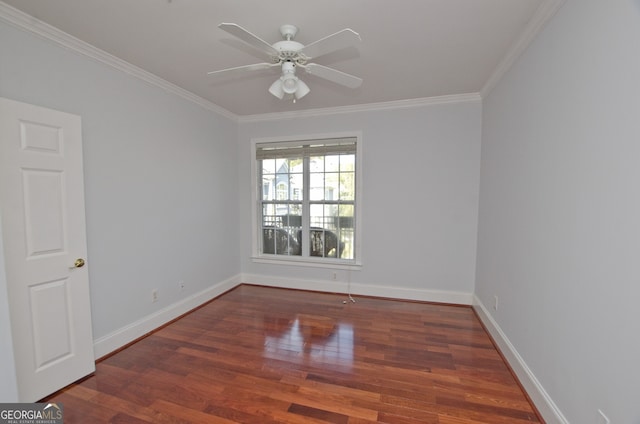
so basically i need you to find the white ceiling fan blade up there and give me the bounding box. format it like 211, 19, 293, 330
218, 23, 279, 58
300, 28, 361, 60
207, 62, 277, 76
303, 63, 363, 89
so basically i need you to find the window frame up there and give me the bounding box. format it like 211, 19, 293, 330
251, 132, 363, 269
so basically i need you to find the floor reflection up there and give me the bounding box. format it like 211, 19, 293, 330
263, 313, 354, 368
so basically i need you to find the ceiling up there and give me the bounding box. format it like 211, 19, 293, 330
1, 0, 555, 117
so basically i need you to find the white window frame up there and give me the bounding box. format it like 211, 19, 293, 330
251, 132, 363, 269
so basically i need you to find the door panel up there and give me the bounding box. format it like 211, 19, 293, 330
20, 120, 63, 153
23, 169, 66, 256
0, 97, 95, 402
30, 278, 73, 369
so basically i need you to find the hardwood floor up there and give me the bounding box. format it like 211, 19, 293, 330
46, 285, 542, 423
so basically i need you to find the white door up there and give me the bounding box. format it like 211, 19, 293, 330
0, 97, 95, 402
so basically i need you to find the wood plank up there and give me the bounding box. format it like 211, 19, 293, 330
44, 285, 542, 423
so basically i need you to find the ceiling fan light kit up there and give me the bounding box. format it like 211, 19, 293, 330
208, 23, 362, 103
268, 61, 310, 102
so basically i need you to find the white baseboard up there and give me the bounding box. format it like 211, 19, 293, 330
92, 274, 241, 359
91, 274, 566, 422
241, 273, 474, 305
472, 295, 568, 424
92, 274, 470, 360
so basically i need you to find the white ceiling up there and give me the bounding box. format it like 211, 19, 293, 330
1, 0, 556, 117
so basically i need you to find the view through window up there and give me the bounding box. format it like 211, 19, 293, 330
257, 138, 357, 261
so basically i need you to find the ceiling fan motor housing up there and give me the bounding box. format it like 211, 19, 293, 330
272, 25, 306, 63
272, 40, 305, 62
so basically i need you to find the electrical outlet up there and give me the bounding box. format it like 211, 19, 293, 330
598, 409, 610, 424
331, 272, 337, 281
152, 289, 158, 303
493, 295, 499, 311
178, 280, 185, 291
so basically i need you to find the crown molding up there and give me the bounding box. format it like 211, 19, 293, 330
1, 0, 521, 123
481, 0, 567, 98
0, 1, 238, 122
237, 93, 482, 124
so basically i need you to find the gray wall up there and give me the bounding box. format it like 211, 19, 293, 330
0, 18, 240, 397
238, 101, 482, 299
476, 0, 640, 422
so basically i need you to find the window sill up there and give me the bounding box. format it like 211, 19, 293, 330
251, 255, 362, 270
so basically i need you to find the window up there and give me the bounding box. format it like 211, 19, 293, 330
256, 136, 359, 264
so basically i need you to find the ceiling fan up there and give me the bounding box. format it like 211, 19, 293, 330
208, 23, 363, 102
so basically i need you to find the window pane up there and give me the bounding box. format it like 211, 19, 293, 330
338, 204, 354, 217
324, 204, 338, 227
288, 202, 302, 217
325, 173, 339, 201
310, 204, 324, 227
310, 173, 324, 201
336, 205, 354, 259
339, 172, 355, 201
275, 158, 289, 175
337, 227, 354, 260
276, 182, 288, 200
306, 205, 340, 258
290, 173, 303, 201
262, 204, 278, 227
325, 155, 339, 172
310, 156, 324, 172
288, 158, 303, 173
262, 203, 275, 223
262, 174, 276, 201
262, 159, 276, 175
340, 154, 355, 172
310, 228, 330, 257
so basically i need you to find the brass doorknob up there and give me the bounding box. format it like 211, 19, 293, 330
73, 258, 85, 268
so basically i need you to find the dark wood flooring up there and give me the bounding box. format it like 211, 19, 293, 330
46, 284, 542, 423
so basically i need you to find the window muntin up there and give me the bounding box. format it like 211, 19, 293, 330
257, 138, 356, 262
